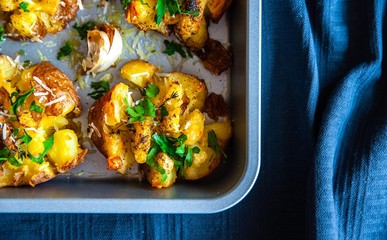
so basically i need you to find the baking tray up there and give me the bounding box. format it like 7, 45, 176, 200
0, 0, 261, 213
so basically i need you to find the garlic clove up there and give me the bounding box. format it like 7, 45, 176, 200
82, 24, 123, 76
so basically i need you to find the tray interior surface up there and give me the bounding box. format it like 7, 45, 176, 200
0, 0, 260, 213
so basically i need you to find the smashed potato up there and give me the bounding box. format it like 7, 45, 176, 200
0, 55, 87, 188
88, 59, 231, 188
123, 0, 232, 75
0, 0, 79, 41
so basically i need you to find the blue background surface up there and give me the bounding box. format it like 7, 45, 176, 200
1, 0, 386, 239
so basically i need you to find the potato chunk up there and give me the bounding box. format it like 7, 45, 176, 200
3, 0, 79, 41
89, 60, 231, 188
0, 57, 87, 188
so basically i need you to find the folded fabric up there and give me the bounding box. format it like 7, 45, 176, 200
281, 0, 387, 239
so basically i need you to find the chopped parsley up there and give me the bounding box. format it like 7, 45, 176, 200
73, 21, 96, 40
23, 60, 32, 68
155, 0, 199, 24
20, 49, 26, 56
124, 97, 156, 122
57, 40, 73, 60
88, 81, 110, 100
27, 135, 54, 164
147, 133, 201, 179
155, 0, 167, 24
163, 40, 193, 58
160, 105, 168, 120
0, 27, 5, 43
10, 88, 34, 115
0, 147, 22, 167
145, 84, 159, 98
19, 2, 30, 12
208, 130, 227, 158
13, 128, 19, 137
30, 101, 43, 113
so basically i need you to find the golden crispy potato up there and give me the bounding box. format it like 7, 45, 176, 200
124, 0, 210, 49
89, 60, 231, 188
206, 0, 233, 22
183, 120, 232, 180
0, 55, 87, 188
124, 0, 169, 35
88, 83, 135, 174
143, 152, 177, 189
123, 0, 232, 74
2, 0, 79, 41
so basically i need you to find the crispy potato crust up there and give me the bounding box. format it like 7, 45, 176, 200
0, 58, 86, 188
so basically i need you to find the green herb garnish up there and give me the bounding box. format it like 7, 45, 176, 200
23, 60, 31, 68
20, 49, 25, 56
163, 40, 192, 58
124, 97, 156, 122
208, 130, 227, 158
155, 0, 199, 25
10, 88, 34, 115
156, 166, 168, 183
160, 105, 168, 120
155, 0, 167, 24
19, 2, 30, 12
57, 40, 73, 60
145, 84, 159, 98
0, 27, 5, 43
88, 81, 110, 100
0, 147, 22, 167
147, 133, 201, 179
27, 135, 54, 164
13, 128, 19, 137
73, 21, 96, 40
30, 101, 43, 113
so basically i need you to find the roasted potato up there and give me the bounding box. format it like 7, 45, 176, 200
1, 0, 79, 41
88, 60, 231, 188
0, 55, 87, 188
88, 82, 136, 174
123, 0, 232, 75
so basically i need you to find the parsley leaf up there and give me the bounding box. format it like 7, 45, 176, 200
160, 105, 168, 121
57, 40, 73, 60
155, 0, 166, 25
28, 135, 54, 164
88, 81, 110, 100
19, 2, 30, 12
10, 88, 34, 115
208, 130, 227, 158
156, 166, 168, 183
23, 60, 32, 68
146, 145, 159, 167
147, 133, 200, 178
30, 101, 43, 113
142, 98, 156, 118
145, 84, 159, 98
155, 0, 199, 25
124, 97, 156, 122
185, 146, 200, 167
13, 128, 19, 137
0, 27, 5, 43
0, 147, 22, 167
163, 40, 192, 58
73, 21, 96, 40
21, 130, 32, 146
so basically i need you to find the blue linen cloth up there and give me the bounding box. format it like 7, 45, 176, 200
1, 0, 386, 239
